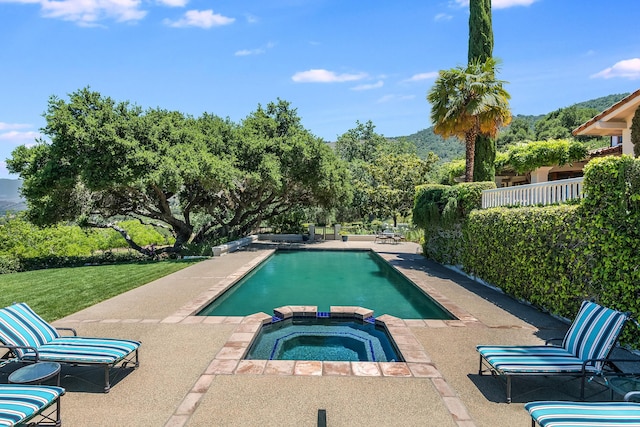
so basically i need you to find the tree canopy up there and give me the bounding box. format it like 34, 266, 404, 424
8, 88, 351, 255
334, 121, 436, 225
427, 57, 511, 182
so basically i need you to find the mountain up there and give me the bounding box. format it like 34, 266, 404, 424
391, 93, 630, 162
572, 93, 630, 111
389, 129, 464, 162
0, 179, 25, 215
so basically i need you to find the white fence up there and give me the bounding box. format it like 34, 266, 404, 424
481, 177, 584, 208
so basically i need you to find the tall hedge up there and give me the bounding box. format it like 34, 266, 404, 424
413, 181, 495, 265
462, 155, 640, 346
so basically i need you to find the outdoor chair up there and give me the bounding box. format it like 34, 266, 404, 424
0, 303, 140, 393
477, 300, 630, 403
0, 384, 65, 426
374, 232, 389, 244
525, 391, 640, 426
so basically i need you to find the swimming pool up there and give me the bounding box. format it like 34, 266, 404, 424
197, 250, 453, 319
244, 317, 402, 362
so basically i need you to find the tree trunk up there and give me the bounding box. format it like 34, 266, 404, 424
465, 130, 477, 182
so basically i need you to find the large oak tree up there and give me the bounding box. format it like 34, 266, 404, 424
8, 88, 351, 255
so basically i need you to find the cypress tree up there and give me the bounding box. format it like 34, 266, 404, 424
468, 0, 493, 63
469, 0, 496, 182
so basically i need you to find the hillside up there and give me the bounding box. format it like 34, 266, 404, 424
392, 92, 630, 162
0, 179, 25, 215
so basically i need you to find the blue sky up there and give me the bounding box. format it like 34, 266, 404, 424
2, 0, 640, 179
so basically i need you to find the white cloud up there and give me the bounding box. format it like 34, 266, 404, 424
40, 0, 147, 25
156, 0, 188, 6
291, 69, 367, 83
452, 0, 538, 9
403, 72, 438, 83
234, 42, 274, 57
492, 0, 538, 8
0, 130, 41, 142
434, 13, 452, 21
164, 9, 234, 28
377, 94, 416, 104
0, 122, 31, 131
591, 58, 640, 80
351, 80, 384, 91
235, 49, 262, 56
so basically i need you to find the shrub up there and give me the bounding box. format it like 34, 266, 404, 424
462, 155, 640, 346
413, 181, 495, 265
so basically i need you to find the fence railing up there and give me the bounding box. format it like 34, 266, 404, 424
481, 177, 584, 208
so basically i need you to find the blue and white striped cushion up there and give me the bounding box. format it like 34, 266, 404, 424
0, 385, 64, 427
525, 400, 640, 427
476, 345, 599, 374
0, 303, 59, 357
562, 301, 628, 369
21, 337, 140, 365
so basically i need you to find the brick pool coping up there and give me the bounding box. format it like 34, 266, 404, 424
159, 247, 482, 426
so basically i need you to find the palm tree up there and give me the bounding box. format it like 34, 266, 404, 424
428, 57, 511, 182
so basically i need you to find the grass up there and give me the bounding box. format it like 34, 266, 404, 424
0, 259, 204, 321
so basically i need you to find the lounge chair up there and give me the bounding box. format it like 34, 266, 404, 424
0, 384, 64, 426
0, 303, 140, 393
477, 300, 629, 403
525, 391, 640, 426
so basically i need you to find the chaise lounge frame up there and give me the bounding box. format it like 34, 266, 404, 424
477, 300, 630, 403
0, 303, 140, 393
525, 391, 640, 426
0, 384, 65, 426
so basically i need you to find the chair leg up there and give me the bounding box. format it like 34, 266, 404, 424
56, 395, 62, 427
104, 366, 111, 393
478, 355, 484, 375
506, 376, 512, 404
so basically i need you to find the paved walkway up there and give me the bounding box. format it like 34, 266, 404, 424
41, 241, 612, 426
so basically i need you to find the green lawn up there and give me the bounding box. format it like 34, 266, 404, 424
0, 259, 203, 321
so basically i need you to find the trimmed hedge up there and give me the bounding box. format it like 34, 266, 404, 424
464, 205, 584, 312
462, 155, 640, 346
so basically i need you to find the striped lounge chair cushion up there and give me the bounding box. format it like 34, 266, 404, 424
477, 301, 628, 375
476, 345, 599, 374
0, 385, 64, 427
562, 301, 628, 370
525, 400, 640, 427
21, 337, 141, 365
0, 303, 59, 357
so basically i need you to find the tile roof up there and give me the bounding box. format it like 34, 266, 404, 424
573, 89, 640, 136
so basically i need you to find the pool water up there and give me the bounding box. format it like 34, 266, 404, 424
198, 250, 453, 319
244, 317, 402, 362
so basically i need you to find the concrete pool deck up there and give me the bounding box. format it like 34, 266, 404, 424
43, 240, 613, 426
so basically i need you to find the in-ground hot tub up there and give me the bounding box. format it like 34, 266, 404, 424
244, 314, 403, 362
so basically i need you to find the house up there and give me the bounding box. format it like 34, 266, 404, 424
572, 88, 640, 157
482, 90, 638, 207
493, 144, 622, 188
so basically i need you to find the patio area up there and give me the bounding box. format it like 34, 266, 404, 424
36, 241, 617, 426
